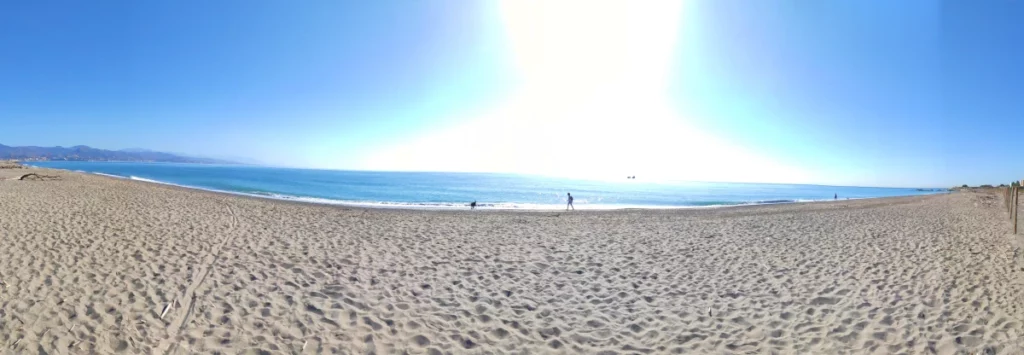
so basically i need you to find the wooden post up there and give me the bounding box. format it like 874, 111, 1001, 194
1015, 186, 1019, 234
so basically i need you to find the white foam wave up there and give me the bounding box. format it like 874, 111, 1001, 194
93, 172, 127, 179
128, 176, 165, 184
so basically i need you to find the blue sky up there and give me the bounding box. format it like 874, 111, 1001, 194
1, 1, 1022, 187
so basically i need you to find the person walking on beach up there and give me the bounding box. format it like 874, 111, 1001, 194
470, 201, 477, 210
566, 193, 575, 211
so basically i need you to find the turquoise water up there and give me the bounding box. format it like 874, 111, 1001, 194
30, 161, 945, 210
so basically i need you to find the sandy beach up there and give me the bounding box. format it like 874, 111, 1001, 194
2, 166, 1024, 354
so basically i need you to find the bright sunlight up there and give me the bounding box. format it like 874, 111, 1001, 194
364, 0, 813, 183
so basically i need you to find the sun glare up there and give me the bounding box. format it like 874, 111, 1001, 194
363, 1, 813, 184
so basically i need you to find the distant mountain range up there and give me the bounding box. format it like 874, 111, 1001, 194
0, 144, 238, 164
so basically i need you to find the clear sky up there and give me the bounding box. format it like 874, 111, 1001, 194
1, 1, 1022, 188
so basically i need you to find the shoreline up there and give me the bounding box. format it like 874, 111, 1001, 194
33, 165, 945, 212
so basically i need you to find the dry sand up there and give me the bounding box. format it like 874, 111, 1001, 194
1, 166, 1024, 354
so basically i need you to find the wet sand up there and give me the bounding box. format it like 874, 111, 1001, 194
2, 167, 1023, 354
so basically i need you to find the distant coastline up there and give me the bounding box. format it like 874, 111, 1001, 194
19, 158, 237, 164
0, 144, 238, 164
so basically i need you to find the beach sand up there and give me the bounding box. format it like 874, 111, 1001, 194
2, 167, 1023, 354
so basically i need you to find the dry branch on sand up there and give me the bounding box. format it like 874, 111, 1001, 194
17, 173, 60, 181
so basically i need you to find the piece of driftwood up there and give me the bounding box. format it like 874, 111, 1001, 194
17, 173, 60, 181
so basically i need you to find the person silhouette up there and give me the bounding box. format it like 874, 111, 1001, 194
470, 201, 477, 209
834, 193, 837, 200
566, 193, 575, 211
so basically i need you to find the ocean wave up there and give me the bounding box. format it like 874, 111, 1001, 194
740, 198, 835, 205
682, 199, 801, 207
93, 172, 127, 179
750, 199, 799, 204
128, 176, 166, 184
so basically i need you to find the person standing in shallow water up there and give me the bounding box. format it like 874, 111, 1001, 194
834, 193, 837, 200
566, 193, 575, 211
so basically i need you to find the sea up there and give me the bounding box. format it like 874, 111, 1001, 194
28, 161, 945, 210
